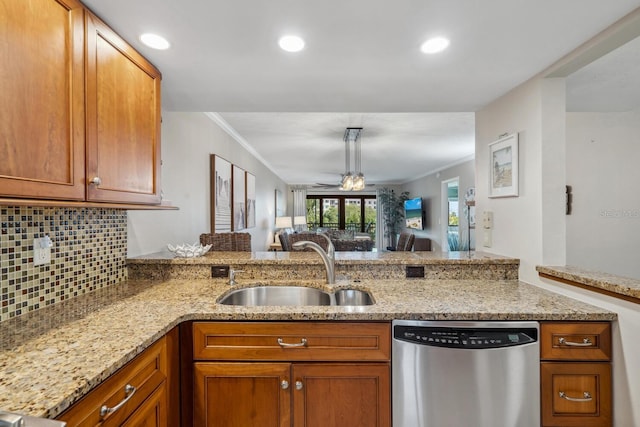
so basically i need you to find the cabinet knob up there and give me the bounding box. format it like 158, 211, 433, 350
90, 176, 102, 186
295, 381, 303, 390
281, 380, 289, 390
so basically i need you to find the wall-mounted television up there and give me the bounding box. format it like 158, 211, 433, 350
404, 197, 424, 230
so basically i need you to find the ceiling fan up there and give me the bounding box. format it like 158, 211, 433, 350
312, 127, 375, 191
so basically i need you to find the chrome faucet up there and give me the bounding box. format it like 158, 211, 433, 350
228, 268, 244, 286
292, 233, 335, 284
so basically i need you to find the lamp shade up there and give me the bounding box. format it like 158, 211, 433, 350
294, 216, 306, 225
275, 216, 293, 229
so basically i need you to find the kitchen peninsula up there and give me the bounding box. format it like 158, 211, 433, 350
0, 251, 615, 423
127, 250, 520, 281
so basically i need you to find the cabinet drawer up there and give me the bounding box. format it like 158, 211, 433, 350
193, 322, 391, 361
541, 362, 611, 427
541, 322, 611, 361
57, 336, 167, 426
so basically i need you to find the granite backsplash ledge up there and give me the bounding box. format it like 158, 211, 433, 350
127, 250, 520, 281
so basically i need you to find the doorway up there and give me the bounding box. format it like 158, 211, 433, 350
441, 178, 460, 251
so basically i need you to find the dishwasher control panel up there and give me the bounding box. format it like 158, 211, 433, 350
394, 325, 538, 349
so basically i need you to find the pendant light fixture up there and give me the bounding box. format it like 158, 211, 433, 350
340, 127, 364, 191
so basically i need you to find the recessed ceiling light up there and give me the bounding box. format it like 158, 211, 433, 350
421, 37, 450, 54
278, 35, 305, 52
140, 33, 170, 50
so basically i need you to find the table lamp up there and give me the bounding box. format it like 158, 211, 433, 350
275, 216, 293, 242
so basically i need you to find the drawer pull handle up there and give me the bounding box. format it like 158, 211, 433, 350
281, 380, 289, 390
277, 338, 308, 348
558, 337, 593, 347
100, 384, 136, 418
296, 381, 303, 390
559, 391, 593, 402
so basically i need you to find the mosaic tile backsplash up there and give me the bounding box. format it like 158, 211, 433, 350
0, 206, 127, 322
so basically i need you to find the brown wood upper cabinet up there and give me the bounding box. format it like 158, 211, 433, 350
0, 0, 162, 205
85, 12, 162, 204
0, 0, 86, 201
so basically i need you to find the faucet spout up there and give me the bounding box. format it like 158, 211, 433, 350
292, 233, 335, 284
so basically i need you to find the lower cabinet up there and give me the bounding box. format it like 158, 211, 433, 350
540, 322, 612, 427
121, 383, 168, 427
192, 321, 391, 427
57, 327, 179, 427
292, 363, 390, 427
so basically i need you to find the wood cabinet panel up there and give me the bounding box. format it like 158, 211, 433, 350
292, 363, 390, 427
541, 362, 611, 427
0, 0, 85, 200
194, 362, 291, 427
541, 322, 611, 361
541, 322, 612, 427
85, 12, 162, 204
191, 322, 392, 427
121, 382, 167, 427
57, 336, 167, 426
193, 321, 391, 361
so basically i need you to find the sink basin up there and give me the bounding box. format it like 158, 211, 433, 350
334, 289, 374, 306
218, 286, 374, 306
219, 286, 332, 306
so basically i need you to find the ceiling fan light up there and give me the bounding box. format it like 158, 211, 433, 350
341, 174, 354, 191
352, 174, 365, 191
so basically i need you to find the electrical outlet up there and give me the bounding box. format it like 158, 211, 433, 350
211, 265, 230, 278
406, 266, 425, 278
33, 237, 52, 266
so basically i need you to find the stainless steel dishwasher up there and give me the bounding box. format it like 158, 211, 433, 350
392, 320, 540, 427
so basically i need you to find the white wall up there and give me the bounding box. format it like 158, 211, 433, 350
402, 159, 475, 252
476, 76, 640, 427
566, 111, 640, 279
128, 112, 288, 256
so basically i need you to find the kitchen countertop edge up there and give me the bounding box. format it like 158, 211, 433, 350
0, 278, 615, 419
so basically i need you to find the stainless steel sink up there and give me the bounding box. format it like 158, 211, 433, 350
334, 289, 374, 306
218, 286, 374, 306
218, 286, 332, 306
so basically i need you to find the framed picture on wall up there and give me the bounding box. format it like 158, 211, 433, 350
275, 189, 284, 218
232, 165, 246, 230
488, 133, 519, 198
246, 172, 256, 228
210, 155, 232, 232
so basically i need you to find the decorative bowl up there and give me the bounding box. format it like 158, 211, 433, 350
167, 243, 212, 258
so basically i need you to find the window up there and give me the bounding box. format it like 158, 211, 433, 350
306, 195, 377, 240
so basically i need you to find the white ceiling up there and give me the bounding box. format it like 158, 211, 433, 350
566, 35, 640, 112
83, 0, 640, 186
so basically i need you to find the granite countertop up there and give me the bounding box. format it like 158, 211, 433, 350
0, 277, 615, 419
537, 265, 640, 302
128, 249, 520, 265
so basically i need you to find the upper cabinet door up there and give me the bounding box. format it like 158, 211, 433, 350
85, 12, 162, 204
0, 0, 86, 200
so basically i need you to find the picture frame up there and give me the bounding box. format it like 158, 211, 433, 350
232, 165, 246, 231
275, 189, 284, 218
488, 133, 519, 198
210, 155, 232, 232
246, 172, 256, 228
